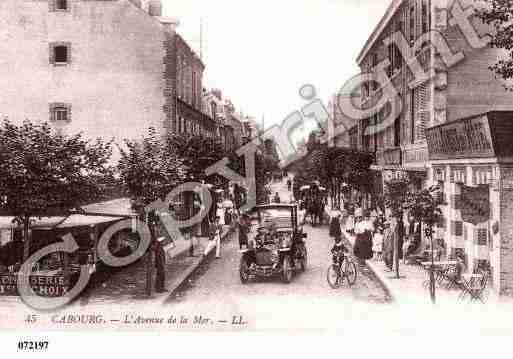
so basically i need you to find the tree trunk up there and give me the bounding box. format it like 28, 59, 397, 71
146, 217, 156, 297
22, 216, 30, 262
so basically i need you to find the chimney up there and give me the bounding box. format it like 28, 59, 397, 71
160, 17, 180, 32
148, 0, 162, 17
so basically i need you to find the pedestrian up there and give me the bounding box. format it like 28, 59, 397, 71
372, 227, 384, 261
154, 236, 168, 293
345, 205, 355, 234
238, 214, 250, 250
287, 179, 292, 191
204, 216, 222, 259
382, 219, 395, 271
353, 209, 373, 263
216, 201, 225, 226
273, 192, 281, 203
329, 210, 342, 241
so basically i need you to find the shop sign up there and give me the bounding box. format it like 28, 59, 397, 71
0, 274, 69, 297
460, 186, 490, 225
426, 115, 494, 160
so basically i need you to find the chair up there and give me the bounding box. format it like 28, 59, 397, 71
458, 269, 489, 303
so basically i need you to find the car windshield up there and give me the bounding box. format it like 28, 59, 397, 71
258, 208, 292, 229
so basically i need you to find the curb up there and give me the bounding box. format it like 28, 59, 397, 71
163, 225, 236, 301
325, 207, 397, 303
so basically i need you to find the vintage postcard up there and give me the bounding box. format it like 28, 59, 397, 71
1, 0, 513, 350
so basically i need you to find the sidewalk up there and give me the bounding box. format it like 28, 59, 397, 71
324, 206, 503, 306
78, 224, 236, 306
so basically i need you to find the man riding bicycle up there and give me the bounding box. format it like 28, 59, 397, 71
331, 235, 348, 266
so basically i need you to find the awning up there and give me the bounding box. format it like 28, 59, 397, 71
0, 214, 124, 230
0, 198, 136, 230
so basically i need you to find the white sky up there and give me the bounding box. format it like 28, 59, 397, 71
162, 0, 389, 131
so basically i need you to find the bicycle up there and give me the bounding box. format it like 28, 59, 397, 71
326, 251, 357, 289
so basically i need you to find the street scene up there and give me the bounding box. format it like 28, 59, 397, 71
3, 0, 513, 334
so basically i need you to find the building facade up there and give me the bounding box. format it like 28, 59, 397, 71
0, 0, 220, 161
354, 0, 513, 295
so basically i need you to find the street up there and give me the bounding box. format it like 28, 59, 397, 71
162, 180, 391, 330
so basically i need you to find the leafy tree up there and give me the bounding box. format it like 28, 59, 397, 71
406, 185, 444, 303
118, 128, 186, 212
0, 120, 113, 261
475, 1, 513, 90
118, 128, 186, 296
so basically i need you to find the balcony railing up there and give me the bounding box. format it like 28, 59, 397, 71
376, 147, 402, 167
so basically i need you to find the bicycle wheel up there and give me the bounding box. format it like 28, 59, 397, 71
344, 259, 357, 286
327, 264, 342, 289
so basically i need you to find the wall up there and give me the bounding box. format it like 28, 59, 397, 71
0, 0, 166, 160
499, 168, 513, 295
436, 0, 513, 123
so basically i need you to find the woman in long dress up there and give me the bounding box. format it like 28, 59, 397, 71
353, 209, 373, 263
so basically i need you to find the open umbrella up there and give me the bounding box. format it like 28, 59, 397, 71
300, 185, 310, 191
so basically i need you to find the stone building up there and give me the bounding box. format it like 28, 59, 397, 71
0, 0, 217, 160
353, 0, 513, 295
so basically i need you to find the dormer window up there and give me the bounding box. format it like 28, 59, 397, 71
50, 103, 72, 123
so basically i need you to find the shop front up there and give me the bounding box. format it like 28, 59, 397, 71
426, 111, 513, 296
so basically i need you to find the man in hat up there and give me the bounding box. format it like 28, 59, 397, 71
154, 236, 167, 293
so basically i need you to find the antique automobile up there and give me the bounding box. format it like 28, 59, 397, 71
239, 204, 308, 284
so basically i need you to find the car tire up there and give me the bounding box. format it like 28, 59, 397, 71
240, 257, 250, 284
282, 255, 293, 284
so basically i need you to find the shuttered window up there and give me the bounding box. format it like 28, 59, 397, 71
476, 228, 488, 246
414, 82, 429, 142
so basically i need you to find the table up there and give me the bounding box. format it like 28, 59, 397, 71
421, 261, 459, 289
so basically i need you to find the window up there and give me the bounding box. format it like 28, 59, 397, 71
422, 1, 428, 33
476, 228, 488, 246
50, 0, 69, 11
50, 43, 71, 65
56, 0, 68, 10
50, 103, 71, 122
372, 53, 378, 67
410, 6, 415, 43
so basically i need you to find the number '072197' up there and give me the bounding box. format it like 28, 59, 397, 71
17, 341, 49, 351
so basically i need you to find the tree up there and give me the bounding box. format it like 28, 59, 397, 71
0, 120, 113, 262
384, 177, 410, 279
168, 134, 226, 185
118, 128, 186, 296
475, 1, 513, 90
406, 185, 444, 303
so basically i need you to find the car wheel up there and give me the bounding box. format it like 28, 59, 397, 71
240, 257, 250, 284
282, 255, 293, 284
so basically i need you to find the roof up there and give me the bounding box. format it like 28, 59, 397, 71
356, 0, 404, 65
0, 198, 135, 230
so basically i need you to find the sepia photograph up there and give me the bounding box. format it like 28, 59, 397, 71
1, 0, 513, 352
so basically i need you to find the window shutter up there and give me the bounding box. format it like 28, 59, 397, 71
475, 228, 488, 246
414, 82, 429, 141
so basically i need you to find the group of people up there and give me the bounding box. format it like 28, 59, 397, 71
329, 206, 401, 268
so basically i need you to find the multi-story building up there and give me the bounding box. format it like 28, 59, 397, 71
355, 0, 513, 295
0, 0, 217, 161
